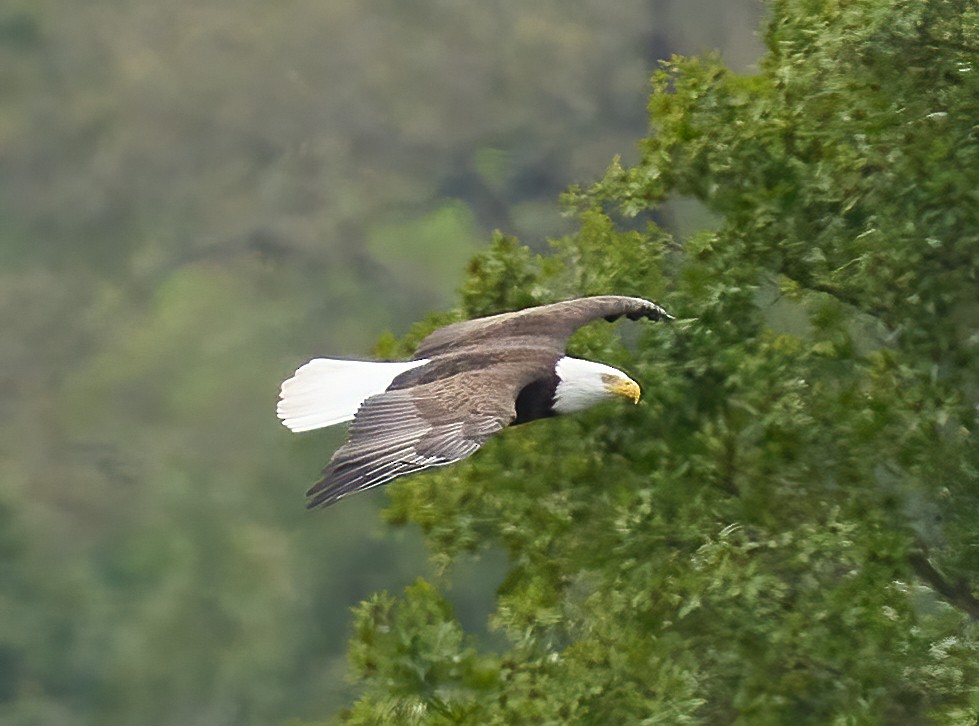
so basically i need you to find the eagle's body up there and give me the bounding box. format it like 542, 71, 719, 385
277, 295, 671, 507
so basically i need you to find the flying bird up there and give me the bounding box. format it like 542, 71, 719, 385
277, 295, 672, 508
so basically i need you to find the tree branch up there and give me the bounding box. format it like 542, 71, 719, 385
908, 551, 979, 621
775, 268, 888, 320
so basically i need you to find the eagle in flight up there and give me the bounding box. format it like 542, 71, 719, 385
277, 295, 672, 508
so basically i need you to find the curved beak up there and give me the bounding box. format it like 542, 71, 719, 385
609, 377, 641, 405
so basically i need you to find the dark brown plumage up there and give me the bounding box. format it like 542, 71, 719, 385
278, 296, 672, 508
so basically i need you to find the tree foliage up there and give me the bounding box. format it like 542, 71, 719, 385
1, 2, 766, 723
343, 1, 979, 722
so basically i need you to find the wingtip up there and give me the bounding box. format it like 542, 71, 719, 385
630, 303, 674, 322
304, 470, 347, 509
611, 299, 673, 323
649, 300, 674, 321
305, 486, 340, 510
305, 497, 326, 510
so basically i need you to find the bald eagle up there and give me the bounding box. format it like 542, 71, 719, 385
277, 295, 672, 508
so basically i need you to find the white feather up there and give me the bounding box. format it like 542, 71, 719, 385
277, 358, 429, 433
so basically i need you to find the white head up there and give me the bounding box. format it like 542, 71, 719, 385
552, 356, 641, 415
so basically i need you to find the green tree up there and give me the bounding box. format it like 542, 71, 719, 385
341, 0, 979, 722
0, 3, 763, 723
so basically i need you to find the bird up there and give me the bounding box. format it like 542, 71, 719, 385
277, 295, 672, 508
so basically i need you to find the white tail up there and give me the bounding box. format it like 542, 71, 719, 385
277, 358, 428, 433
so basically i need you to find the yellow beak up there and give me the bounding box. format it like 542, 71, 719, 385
609, 377, 641, 405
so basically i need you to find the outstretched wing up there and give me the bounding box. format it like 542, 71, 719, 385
305, 364, 539, 508
413, 295, 672, 359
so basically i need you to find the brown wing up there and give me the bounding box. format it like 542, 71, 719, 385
305, 362, 544, 508
413, 295, 672, 359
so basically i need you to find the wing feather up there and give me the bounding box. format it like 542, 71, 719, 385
305, 375, 524, 508
413, 295, 672, 359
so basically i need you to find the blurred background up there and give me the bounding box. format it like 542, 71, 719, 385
0, 2, 762, 723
